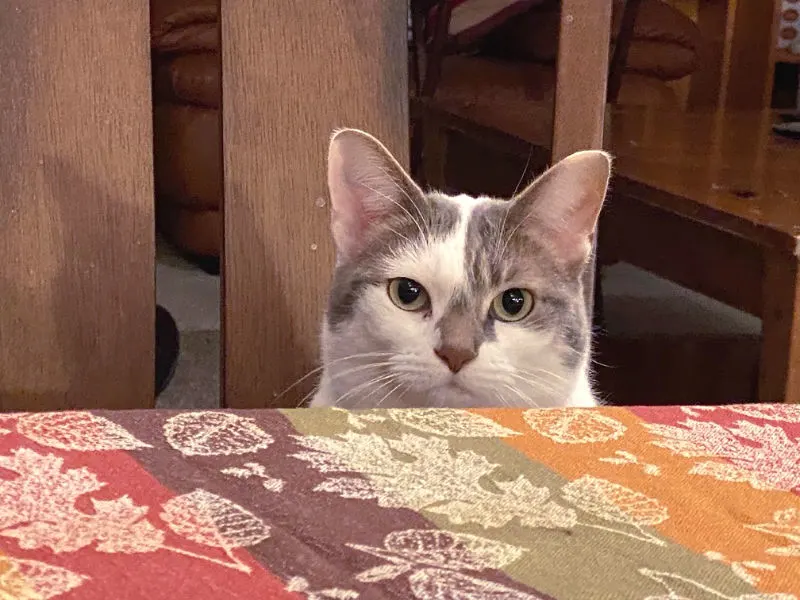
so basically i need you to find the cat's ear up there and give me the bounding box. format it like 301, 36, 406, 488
327, 128, 425, 262
510, 150, 611, 265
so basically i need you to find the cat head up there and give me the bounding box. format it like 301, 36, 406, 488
316, 128, 611, 408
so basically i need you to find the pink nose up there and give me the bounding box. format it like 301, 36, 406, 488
435, 345, 477, 373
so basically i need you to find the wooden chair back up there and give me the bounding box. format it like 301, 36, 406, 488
0, 0, 614, 410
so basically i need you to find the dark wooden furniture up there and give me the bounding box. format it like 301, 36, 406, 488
420, 101, 800, 404
411, 0, 617, 320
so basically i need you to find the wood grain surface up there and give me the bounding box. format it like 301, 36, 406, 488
0, 1, 155, 410
221, 1, 408, 408
552, 0, 613, 317
759, 251, 800, 404
551, 0, 613, 160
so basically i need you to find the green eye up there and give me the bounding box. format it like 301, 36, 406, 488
388, 278, 429, 311
491, 288, 534, 322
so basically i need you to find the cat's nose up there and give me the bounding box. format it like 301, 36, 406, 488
435, 345, 477, 373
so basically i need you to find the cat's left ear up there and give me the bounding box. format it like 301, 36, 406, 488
327, 128, 425, 262
510, 150, 612, 265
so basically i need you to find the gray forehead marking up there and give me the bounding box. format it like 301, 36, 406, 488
327, 191, 460, 329
460, 200, 590, 365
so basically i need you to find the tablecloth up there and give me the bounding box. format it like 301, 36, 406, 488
0, 404, 798, 599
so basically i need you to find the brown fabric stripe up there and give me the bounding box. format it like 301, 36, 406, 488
100, 409, 549, 599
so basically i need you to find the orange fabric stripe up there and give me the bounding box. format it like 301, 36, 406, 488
473, 407, 800, 593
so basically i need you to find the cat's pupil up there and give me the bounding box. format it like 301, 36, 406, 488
397, 278, 422, 304
502, 289, 526, 315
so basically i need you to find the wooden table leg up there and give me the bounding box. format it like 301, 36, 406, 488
759, 250, 800, 404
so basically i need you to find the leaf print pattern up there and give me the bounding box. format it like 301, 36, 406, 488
646, 419, 800, 491
562, 475, 668, 545
0, 557, 88, 600
16, 412, 151, 451
293, 432, 575, 530
349, 530, 540, 599
221, 462, 285, 492
748, 508, 800, 556
0, 449, 162, 553
524, 409, 626, 444
408, 569, 544, 600
161, 489, 271, 573
387, 409, 521, 438
599, 450, 661, 476
1, 405, 799, 598
639, 568, 797, 600
163, 412, 274, 456
726, 405, 800, 423
5, 495, 165, 554
704, 552, 776, 586
0, 448, 272, 577
285, 576, 360, 599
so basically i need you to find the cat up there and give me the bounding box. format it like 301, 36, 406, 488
310, 128, 611, 409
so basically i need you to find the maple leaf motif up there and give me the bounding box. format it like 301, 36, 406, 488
5, 497, 165, 553
429, 475, 577, 529
646, 419, 800, 492
293, 432, 575, 530
0, 448, 105, 531
0, 448, 163, 554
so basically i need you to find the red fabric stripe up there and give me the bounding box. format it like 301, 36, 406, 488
0, 430, 299, 600
629, 405, 800, 495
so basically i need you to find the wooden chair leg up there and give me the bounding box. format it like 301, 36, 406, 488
410, 116, 425, 183
758, 251, 800, 404
552, 0, 614, 319
421, 115, 448, 190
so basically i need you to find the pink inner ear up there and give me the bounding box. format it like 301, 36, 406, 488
330, 182, 388, 260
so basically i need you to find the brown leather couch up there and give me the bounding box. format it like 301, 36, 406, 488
151, 0, 700, 258
481, 0, 702, 106
151, 0, 221, 258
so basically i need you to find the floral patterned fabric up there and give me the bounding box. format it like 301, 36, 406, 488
0, 405, 799, 599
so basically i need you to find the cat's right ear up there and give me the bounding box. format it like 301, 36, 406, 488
327, 129, 425, 262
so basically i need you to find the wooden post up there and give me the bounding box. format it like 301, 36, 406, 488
221, 1, 408, 408
0, 1, 155, 411
552, 0, 614, 317
759, 251, 800, 404
552, 0, 613, 161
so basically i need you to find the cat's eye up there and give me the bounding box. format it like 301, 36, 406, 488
491, 288, 534, 322
388, 278, 429, 311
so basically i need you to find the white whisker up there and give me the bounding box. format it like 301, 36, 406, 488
333, 373, 398, 408
376, 165, 430, 236
274, 352, 394, 402
358, 181, 426, 242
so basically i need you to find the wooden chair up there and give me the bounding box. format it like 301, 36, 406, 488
0, 0, 616, 410
410, 0, 632, 319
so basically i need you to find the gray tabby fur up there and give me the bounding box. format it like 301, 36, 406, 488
311, 129, 611, 409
